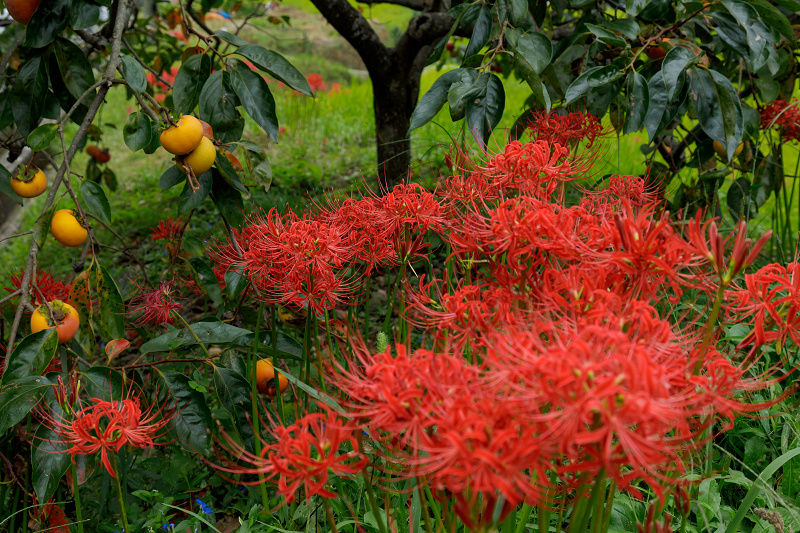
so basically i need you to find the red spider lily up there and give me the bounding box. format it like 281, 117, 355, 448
725, 262, 800, 349
127, 280, 183, 326
219, 209, 361, 314
151, 217, 184, 241
759, 99, 800, 143
210, 407, 367, 503
306, 73, 327, 92
405, 277, 522, 349
525, 109, 608, 148
373, 183, 447, 260
580, 175, 657, 218
480, 140, 577, 200
685, 212, 772, 284
5, 270, 71, 306
37, 395, 174, 477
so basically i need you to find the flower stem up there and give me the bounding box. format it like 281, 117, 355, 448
72, 463, 85, 533
174, 312, 214, 360
365, 474, 388, 533
693, 283, 727, 375
110, 454, 129, 532
322, 498, 340, 533
271, 306, 285, 426
250, 302, 271, 511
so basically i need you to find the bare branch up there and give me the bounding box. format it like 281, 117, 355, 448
356, 0, 433, 10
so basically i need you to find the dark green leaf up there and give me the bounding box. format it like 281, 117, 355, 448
638, 0, 671, 21
97, 266, 125, 339
55, 37, 95, 100
509, 0, 527, 24
12, 57, 49, 138
215, 149, 248, 195
564, 66, 602, 106
32, 206, 56, 249
158, 372, 212, 455
466, 73, 505, 151
585, 24, 627, 47
198, 70, 244, 143
747, 0, 793, 40
0, 166, 22, 205
644, 72, 668, 142
49, 54, 88, 126
227, 58, 279, 143
177, 170, 213, 214
160, 165, 186, 191
141, 320, 255, 354
626, 0, 648, 16
80, 180, 111, 226
506, 28, 552, 75
509, 108, 538, 142
661, 46, 696, 102
236, 45, 312, 96
123, 111, 153, 152
464, 5, 492, 61
32, 401, 70, 505
25, 0, 71, 48
211, 170, 245, 227
0, 92, 13, 131
80, 366, 125, 400
710, 69, 744, 161
727, 177, 752, 219
409, 69, 466, 132
587, 65, 624, 87
215, 29, 249, 47
0, 329, 58, 385
721, 0, 774, 72
605, 19, 640, 41
213, 367, 255, 450
188, 257, 223, 305
586, 77, 624, 118
624, 71, 649, 135
120, 55, 147, 94
447, 70, 480, 121
27, 123, 58, 151
224, 269, 247, 299
70, 0, 101, 29
173, 53, 212, 115
710, 13, 749, 59
0, 376, 52, 434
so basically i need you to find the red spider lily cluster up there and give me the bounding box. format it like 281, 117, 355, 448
5, 270, 71, 305
151, 217, 184, 241
210, 111, 784, 521
212, 408, 367, 503
759, 99, 800, 143
525, 109, 608, 147
38, 393, 174, 477
127, 280, 183, 326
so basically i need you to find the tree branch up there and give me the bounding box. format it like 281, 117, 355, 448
356, 0, 433, 10
309, 0, 389, 74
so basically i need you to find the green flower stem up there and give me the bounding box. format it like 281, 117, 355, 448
72, 463, 85, 533
302, 306, 312, 411
322, 498, 340, 533
250, 302, 271, 511
693, 283, 727, 375
271, 306, 285, 426
173, 313, 214, 361
110, 454, 129, 532
382, 268, 397, 336
364, 276, 371, 342
567, 469, 606, 533
365, 474, 388, 533
311, 309, 327, 393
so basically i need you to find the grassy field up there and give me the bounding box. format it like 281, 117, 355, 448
1, 4, 798, 283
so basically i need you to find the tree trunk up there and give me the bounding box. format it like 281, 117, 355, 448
373, 77, 412, 189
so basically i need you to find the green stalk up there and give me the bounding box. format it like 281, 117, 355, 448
250, 302, 271, 510
311, 308, 327, 393
567, 469, 606, 533
271, 306, 285, 425
423, 485, 443, 533
110, 455, 129, 532
364, 276, 371, 342
365, 474, 388, 533
417, 486, 435, 533
72, 464, 85, 533
174, 313, 214, 360
514, 504, 533, 533
322, 498, 340, 533
382, 268, 398, 336
600, 481, 616, 533
536, 505, 549, 533
302, 306, 312, 410
693, 284, 726, 375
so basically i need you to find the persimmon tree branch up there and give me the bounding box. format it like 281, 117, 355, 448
4, 0, 133, 359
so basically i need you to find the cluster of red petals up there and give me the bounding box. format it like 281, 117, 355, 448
128, 280, 183, 326
759, 99, 800, 142
151, 217, 184, 241
5, 270, 71, 306
212, 407, 367, 503
525, 109, 607, 147
39, 396, 173, 477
